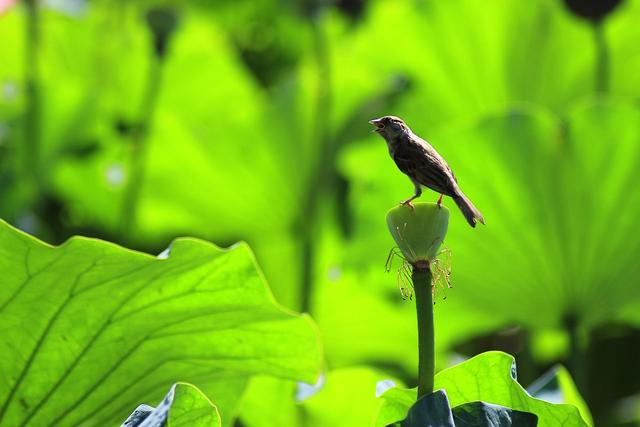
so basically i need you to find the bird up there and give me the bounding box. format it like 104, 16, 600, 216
369, 115, 485, 227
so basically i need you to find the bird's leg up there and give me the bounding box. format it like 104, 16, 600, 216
400, 197, 417, 209
400, 183, 422, 209
437, 193, 443, 208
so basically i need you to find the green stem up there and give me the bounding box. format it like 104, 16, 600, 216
300, 8, 331, 313
413, 266, 435, 397
119, 54, 163, 236
593, 20, 608, 92
23, 0, 41, 196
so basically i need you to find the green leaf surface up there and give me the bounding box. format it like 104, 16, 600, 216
375, 387, 417, 427
376, 351, 588, 427
165, 383, 220, 427
121, 382, 221, 427
0, 219, 321, 426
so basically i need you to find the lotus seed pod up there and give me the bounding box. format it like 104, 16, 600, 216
386, 203, 449, 265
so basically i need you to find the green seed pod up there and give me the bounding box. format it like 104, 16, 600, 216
386, 203, 449, 266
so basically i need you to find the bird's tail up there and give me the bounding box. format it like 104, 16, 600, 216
453, 192, 485, 228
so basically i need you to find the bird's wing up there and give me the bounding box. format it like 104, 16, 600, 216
393, 141, 457, 196
417, 137, 457, 181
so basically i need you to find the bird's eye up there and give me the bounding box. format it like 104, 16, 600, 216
377, 122, 385, 129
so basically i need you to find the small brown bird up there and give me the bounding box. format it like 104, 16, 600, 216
370, 115, 485, 227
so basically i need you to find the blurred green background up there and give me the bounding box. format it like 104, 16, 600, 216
2, 0, 640, 425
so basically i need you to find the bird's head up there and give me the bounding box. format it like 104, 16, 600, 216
369, 116, 410, 140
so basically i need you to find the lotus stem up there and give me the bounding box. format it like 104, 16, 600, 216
413, 264, 435, 397
386, 203, 449, 398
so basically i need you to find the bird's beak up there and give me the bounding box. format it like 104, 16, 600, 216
369, 118, 384, 133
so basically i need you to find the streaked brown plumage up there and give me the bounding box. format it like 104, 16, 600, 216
369, 115, 485, 227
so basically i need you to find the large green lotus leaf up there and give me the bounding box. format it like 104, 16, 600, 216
339, 100, 640, 338
122, 382, 221, 427
0, 219, 321, 426
376, 352, 589, 427
433, 352, 588, 426
323, 0, 640, 130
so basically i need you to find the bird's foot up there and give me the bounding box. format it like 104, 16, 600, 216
400, 199, 415, 209
436, 193, 443, 208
